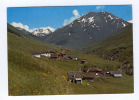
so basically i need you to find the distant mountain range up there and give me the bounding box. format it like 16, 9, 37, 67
14, 27, 54, 37
43, 11, 131, 49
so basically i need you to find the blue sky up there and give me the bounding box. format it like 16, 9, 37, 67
7, 5, 132, 31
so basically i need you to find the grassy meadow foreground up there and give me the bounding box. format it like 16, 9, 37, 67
8, 24, 133, 95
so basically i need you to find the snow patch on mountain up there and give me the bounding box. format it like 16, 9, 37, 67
88, 17, 94, 23
31, 27, 55, 37
69, 22, 73, 27
91, 25, 95, 27
88, 35, 93, 39
108, 15, 113, 20
82, 18, 87, 23
122, 22, 126, 27
104, 17, 108, 23
112, 20, 116, 24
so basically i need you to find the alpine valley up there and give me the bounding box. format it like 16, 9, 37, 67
11, 11, 133, 74
8, 11, 133, 95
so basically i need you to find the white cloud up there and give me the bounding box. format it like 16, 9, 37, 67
96, 6, 105, 10
63, 9, 80, 26
73, 9, 80, 17
24, 25, 29, 31
11, 22, 29, 31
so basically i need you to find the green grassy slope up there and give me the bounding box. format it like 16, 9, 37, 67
8, 24, 71, 95
8, 24, 133, 95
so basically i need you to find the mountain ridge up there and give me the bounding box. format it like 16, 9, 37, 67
44, 11, 130, 49
11, 25, 55, 37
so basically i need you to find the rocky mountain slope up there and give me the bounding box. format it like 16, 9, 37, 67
44, 11, 130, 49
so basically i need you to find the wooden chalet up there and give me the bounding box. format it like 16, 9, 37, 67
83, 72, 96, 81
50, 53, 58, 59
87, 66, 98, 72
57, 51, 66, 60
110, 71, 122, 77
67, 72, 83, 84
86, 66, 103, 77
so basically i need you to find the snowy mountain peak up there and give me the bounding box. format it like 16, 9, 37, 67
31, 27, 55, 37
71, 11, 129, 31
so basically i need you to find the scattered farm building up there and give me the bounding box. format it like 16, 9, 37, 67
40, 52, 51, 58
31, 51, 42, 58
87, 66, 98, 72
86, 66, 102, 76
66, 55, 78, 60
81, 59, 88, 64
67, 72, 83, 84
31, 51, 51, 58
110, 71, 122, 78
50, 53, 58, 59
32, 53, 41, 58
106, 72, 110, 76
31, 50, 57, 58
83, 72, 96, 81
57, 52, 66, 60
48, 50, 57, 53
